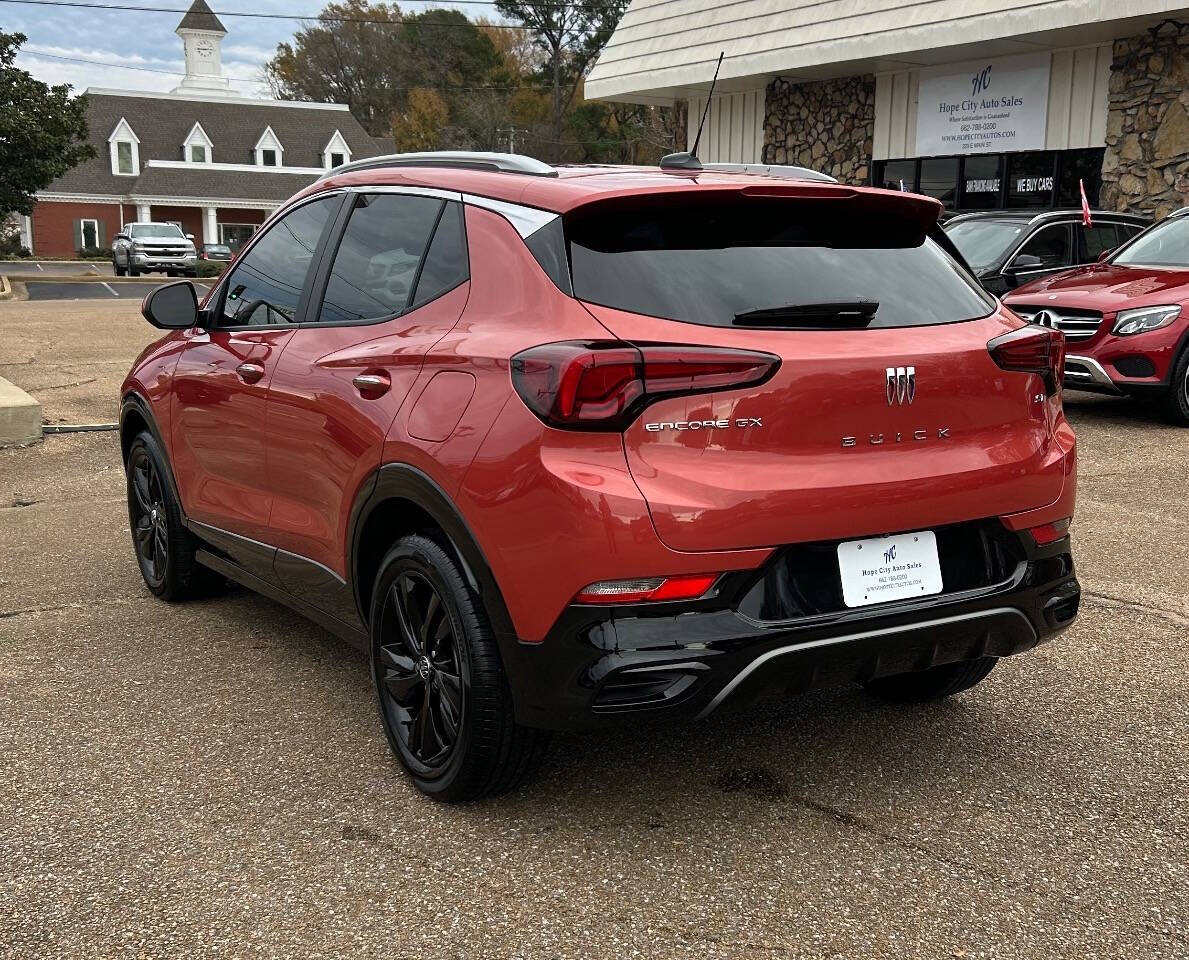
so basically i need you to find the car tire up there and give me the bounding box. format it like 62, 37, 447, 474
125, 430, 218, 601
129, 264, 140, 277
863, 656, 997, 703
1163, 346, 1189, 426
370, 534, 549, 802
113, 258, 126, 277
185, 269, 198, 279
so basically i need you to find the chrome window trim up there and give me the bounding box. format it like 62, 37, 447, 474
344, 184, 463, 203
462, 194, 560, 239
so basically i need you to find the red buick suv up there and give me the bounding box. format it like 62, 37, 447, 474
121, 152, 1080, 801
1004, 207, 1189, 424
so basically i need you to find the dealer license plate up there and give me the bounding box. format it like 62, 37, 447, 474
837, 531, 944, 608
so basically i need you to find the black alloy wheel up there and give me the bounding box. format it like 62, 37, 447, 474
1165, 346, 1189, 426
369, 535, 549, 802
124, 430, 216, 601
376, 570, 466, 773
128, 445, 169, 590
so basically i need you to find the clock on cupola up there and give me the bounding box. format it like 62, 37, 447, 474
173, 0, 231, 95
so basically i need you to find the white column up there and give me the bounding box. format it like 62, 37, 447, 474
18, 215, 33, 253
203, 206, 218, 245
136, 203, 151, 223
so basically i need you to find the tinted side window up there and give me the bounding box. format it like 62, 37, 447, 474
1013, 224, 1072, 270
1078, 224, 1119, 262
318, 194, 443, 325
411, 201, 468, 308
220, 196, 337, 327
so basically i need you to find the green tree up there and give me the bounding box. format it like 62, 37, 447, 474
493, 0, 628, 161
0, 32, 94, 217
265, 2, 499, 142
265, 1, 404, 136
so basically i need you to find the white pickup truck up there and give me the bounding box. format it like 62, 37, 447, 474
112, 222, 198, 277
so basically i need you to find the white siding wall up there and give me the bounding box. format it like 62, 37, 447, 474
687, 89, 766, 163
873, 45, 1112, 160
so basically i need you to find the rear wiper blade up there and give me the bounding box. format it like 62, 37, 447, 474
732, 300, 879, 327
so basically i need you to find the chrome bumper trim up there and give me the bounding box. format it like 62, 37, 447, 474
696, 606, 1036, 718
1064, 354, 1123, 394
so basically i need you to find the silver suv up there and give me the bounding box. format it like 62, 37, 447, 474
112, 223, 198, 278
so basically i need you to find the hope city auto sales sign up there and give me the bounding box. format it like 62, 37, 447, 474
915, 52, 1051, 156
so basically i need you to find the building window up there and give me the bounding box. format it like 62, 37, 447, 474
878, 159, 916, 192
190, 145, 208, 163
116, 142, 134, 174
1007, 152, 1057, 209
330, 152, 345, 169
219, 223, 258, 251
919, 157, 959, 209
960, 155, 1003, 210
260, 149, 278, 167
108, 117, 140, 176
80, 219, 100, 249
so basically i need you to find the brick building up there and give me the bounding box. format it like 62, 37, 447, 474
15, 0, 383, 257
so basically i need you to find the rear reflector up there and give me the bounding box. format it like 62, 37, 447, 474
1029, 518, 1071, 546
988, 325, 1065, 394
511, 341, 779, 431
574, 573, 719, 604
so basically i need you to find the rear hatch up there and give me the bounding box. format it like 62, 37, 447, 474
566, 187, 1069, 553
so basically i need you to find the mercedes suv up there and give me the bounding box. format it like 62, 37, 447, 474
1004, 207, 1189, 424
120, 152, 1080, 801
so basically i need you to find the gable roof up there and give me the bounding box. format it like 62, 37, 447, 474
44, 90, 382, 198
177, 0, 226, 34
585, 0, 1186, 103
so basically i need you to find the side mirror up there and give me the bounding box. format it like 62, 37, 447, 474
142, 280, 198, 330
1002, 253, 1044, 288
186, 233, 195, 241
1096, 248, 1113, 263
114, 233, 129, 242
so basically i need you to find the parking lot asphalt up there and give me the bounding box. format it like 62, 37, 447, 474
1, 298, 1187, 959
0, 260, 114, 277
21, 281, 211, 302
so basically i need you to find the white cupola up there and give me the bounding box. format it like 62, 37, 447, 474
172, 0, 231, 96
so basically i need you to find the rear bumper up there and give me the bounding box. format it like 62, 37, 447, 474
503, 531, 1078, 730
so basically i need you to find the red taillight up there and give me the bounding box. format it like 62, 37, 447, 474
511, 341, 779, 430
988, 325, 1065, 394
574, 573, 720, 604
1029, 518, 1071, 545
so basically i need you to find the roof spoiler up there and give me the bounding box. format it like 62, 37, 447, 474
320, 151, 557, 181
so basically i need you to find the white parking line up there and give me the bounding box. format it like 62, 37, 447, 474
100, 282, 119, 297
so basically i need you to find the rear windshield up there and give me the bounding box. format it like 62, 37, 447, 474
566, 196, 995, 328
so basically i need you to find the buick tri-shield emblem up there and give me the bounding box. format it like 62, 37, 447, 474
885, 366, 916, 406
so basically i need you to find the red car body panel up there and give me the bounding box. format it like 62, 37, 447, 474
585, 302, 1070, 553
1005, 262, 1189, 386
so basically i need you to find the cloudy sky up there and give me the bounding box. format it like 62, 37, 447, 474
8, 0, 484, 98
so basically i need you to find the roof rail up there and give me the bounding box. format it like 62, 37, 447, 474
701, 162, 837, 184
321, 150, 557, 181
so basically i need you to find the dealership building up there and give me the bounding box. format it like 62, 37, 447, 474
587, 1, 1189, 218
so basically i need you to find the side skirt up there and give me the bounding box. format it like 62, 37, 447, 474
195, 549, 369, 651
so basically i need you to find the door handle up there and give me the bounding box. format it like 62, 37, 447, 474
236, 362, 265, 384
353, 372, 391, 398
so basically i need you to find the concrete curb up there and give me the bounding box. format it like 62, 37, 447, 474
0, 376, 42, 448
0, 274, 11, 300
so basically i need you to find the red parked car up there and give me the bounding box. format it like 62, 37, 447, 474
1004, 207, 1189, 424
121, 152, 1079, 801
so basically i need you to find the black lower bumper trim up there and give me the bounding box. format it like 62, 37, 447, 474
502, 533, 1079, 731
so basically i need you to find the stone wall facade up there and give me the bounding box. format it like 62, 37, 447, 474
762, 76, 874, 185
1101, 21, 1189, 219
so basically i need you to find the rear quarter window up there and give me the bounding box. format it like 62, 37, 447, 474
566, 195, 995, 329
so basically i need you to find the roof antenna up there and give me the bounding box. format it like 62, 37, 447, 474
660, 51, 724, 173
